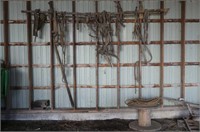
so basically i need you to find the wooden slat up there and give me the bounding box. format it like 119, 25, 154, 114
116, 1, 121, 109
7, 62, 200, 68
3, 0, 10, 110
181, 1, 186, 98
49, 1, 55, 110
9, 83, 200, 90
26, 1, 33, 110
95, 1, 99, 111
1, 19, 199, 24
1, 40, 199, 46
72, 1, 77, 110
160, 1, 164, 106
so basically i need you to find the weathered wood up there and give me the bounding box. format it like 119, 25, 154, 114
1, 40, 199, 46
138, 109, 151, 127
95, 1, 99, 111
181, 1, 186, 98
49, 1, 55, 110
7, 62, 200, 68
72, 1, 77, 109
160, 1, 164, 106
1, 18, 199, 24
26, 1, 33, 110
3, 0, 10, 110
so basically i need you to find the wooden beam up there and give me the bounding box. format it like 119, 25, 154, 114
95, 1, 99, 111
72, 1, 77, 110
49, 1, 55, 110
138, 1, 142, 98
116, 1, 121, 109
1, 18, 199, 24
3, 0, 10, 110
26, 1, 33, 110
160, 1, 164, 106
9, 83, 200, 90
1, 40, 199, 46
181, 1, 186, 98
7, 62, 200, 68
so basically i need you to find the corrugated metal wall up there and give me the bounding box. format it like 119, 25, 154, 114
0, 0, 199, 109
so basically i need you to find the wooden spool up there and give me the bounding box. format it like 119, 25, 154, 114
129, 108, 161, 131
138, 109, 151, 127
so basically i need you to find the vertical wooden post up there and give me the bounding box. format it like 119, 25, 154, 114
3, 0, 10, 110
116, 1, 121, 109
160, 1, 164, 106
95, 1, 99, 110
138, 1, 142, 98
181, 1, 186, 98
26, 1, 33, 110
49, 1, 55, 110
72, 1, 77, 109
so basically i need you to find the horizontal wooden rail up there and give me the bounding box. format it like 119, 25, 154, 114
10, 83, 200, 90
8, 62, 200, 68
0, 19, 199, 24
0, 40, 199, 46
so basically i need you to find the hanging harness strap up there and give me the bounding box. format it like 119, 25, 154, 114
33, 9, 47, 41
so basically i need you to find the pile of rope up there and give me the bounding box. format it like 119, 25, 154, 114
86, 1, 125, 66
125, 97, 161, 108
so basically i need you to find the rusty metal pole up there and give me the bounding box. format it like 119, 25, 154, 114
49, 1, 55, 110
181, 1, 186, 98
72, 1, 77, 110
95, 1, 99, 111
160, 1, 164, 106
26, 1, 33, 110
3, 1, 10, 110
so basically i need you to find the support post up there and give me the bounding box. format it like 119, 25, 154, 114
26, 1, 33, 110
160, 1, 164, 106
116, 1, 121, 109
3, 0, 10, 110
49, 1, 55, 110
138, 1, 142, 98
180, 1, 186, 98
72, 1, 77, 109
95, 1, 99, 111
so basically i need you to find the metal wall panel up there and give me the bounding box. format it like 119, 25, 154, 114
11, 90, 29, 108
0, 0, 199, 109
185, 87, 200, 104
9, 68, 29, 87
55, 88, 74, 108
185, 44, 200, 62
120, 88, 138, 107
33, 68, 50, 86
186, 0, 200, 19
34, 89, 51, 101
9, 1, 26, 20
99, 88, 117, 107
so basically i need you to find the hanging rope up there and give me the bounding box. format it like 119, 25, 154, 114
133, 7, 153, 94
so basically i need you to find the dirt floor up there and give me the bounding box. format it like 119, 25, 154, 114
1, 118, 192, 131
